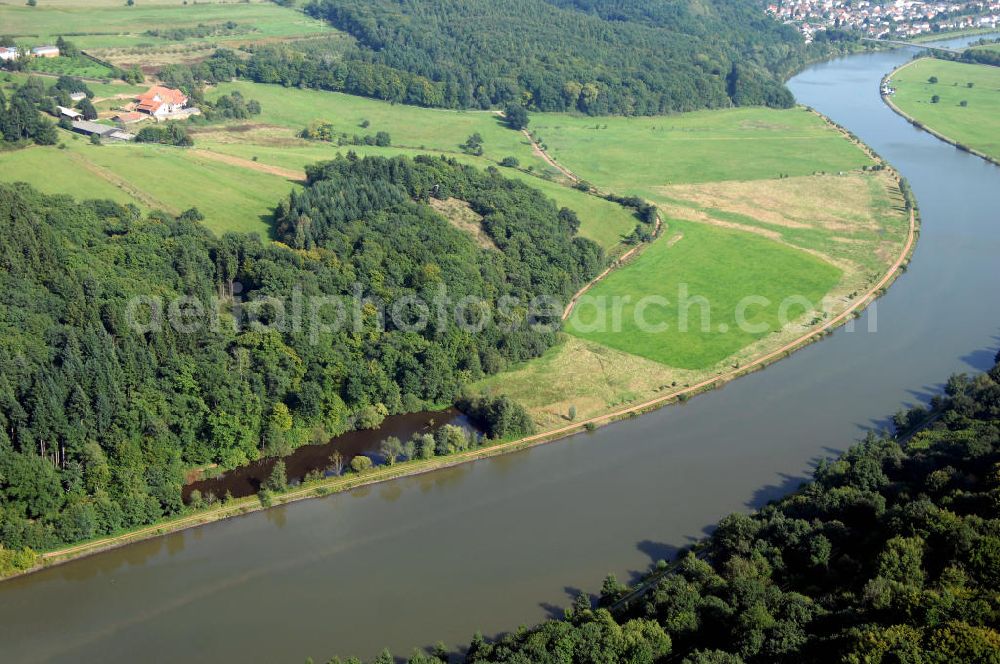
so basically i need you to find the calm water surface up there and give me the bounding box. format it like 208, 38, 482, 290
1, 35, 999, 663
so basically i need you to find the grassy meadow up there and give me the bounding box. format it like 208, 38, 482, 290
971, 42, 1000, 53
0, 71, 638, 248
891, 58, 1000, 161
190, 135, 638, 250
0, 135, 294, 237
208, 82, 547, 169
528, 106, 874, 193
565, 220, 842, 368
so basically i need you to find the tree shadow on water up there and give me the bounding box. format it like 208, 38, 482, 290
747, 472, 811, 510
961, 338, 999, 372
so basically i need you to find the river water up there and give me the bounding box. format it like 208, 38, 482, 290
2, 36, 999, 664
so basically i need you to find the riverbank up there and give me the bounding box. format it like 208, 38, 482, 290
881, 58, 1000, 168
7, 191, 917, 580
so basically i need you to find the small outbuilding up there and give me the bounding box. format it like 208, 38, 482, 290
30, 45, 60, 58
71, 120, 134, 142
113, 112, 144, 125
57, 106, 83, 120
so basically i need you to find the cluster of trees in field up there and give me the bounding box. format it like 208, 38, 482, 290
196, 90, 262, 122
134, 122, 193, 146
0, 76, 59, 146
299, 120, 391, 147
323, 357, 1000, 663
0, 153, 595, 556
279, 154, 605, 307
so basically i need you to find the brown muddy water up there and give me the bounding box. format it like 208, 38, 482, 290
183, 408, 477, 501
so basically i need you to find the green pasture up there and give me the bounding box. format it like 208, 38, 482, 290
208, 81, 546, 168
0, 71, 146, 98
0, 135, 295, 237
528, 106, 873, 191
565, 219, 842, 369
891, 58, 1000, 161
25, 55, 117, 79
0, 144, 129, 203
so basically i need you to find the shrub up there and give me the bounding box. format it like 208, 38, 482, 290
350, 455, 373, 474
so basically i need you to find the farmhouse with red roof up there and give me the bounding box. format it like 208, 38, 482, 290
136, 86, 189, 119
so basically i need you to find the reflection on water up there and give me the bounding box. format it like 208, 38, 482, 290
184, 408, 478, 501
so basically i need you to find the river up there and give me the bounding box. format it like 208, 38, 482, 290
2, 35, 999, 664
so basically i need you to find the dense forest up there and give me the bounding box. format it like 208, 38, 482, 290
158, 0, 872, 116
296, 0, 800, 114
325, 358, 1000, 663
0, 155, 600, 557
157, 0, 806, 114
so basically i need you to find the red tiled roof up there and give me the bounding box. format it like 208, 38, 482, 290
136, 85, 187, 107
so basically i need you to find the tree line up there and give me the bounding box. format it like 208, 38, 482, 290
0, 155, 595, 557
316, 355, 1000, 662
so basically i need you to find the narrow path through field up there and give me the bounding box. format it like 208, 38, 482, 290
190, 149, 305, 180
67, 152, 176, 213
561, 214, 664, 321
523, 129, 581, 182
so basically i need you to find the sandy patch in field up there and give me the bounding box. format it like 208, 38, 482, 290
476, 335, 702, 430
190, 149, 304, 180
655, 173, 886, 234
428, 198, 497, 250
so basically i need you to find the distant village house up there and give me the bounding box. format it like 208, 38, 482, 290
0, 47, 18, 62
